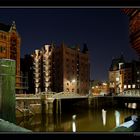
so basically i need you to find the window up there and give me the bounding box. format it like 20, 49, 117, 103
128, 85, 131, 89
0, 46, 6, 53
49, 46, 52, 52
4, 35, 6, 40
132, 85, 136, 88
77, 89, 79, 93
0, 34, 3, 39
124, 85, 127, 89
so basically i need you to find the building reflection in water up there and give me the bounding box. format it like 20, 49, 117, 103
115, 110, 120, 127
125, 103, 137, 109
16, 106, 140, 132
132, 103, 137, 109
102, 109, 107, 126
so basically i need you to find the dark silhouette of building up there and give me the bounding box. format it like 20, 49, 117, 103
20, 54, 34, 93
122, 8, 140, 58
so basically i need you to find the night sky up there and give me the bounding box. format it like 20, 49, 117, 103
0, 8, 139, 81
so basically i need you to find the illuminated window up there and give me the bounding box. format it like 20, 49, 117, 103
116, 77, 119, 82
128, 85, 131, 88
124, 85, 127, 89
132, 84, 136, 88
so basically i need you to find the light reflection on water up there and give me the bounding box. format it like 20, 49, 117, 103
115, 110, 120, 127
16, 107, 140, 132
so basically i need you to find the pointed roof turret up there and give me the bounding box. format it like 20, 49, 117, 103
10, 21, 16, 32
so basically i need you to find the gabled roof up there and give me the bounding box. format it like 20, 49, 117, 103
109, 55, 125, 71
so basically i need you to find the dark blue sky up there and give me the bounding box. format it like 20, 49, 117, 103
0, 8, 138, 81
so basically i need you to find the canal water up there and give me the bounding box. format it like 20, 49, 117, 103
16, 105, 140, 132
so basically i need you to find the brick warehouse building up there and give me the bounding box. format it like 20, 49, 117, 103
0, 21, 22, 93
31, 43, 90, 95
109, 55, 140, 95
122, 8, 140, 58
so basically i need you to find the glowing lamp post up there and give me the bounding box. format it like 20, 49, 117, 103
71, 79, 76, 83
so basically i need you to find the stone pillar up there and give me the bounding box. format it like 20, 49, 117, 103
56, 99, 61, 114
0, 59, 16, 123
88, 97, 92, 108
41, 94, 54, 114
56, 99, 59, 114
42, 100, 54, 114
48, 102, 53, 114
59, 99, 61, 114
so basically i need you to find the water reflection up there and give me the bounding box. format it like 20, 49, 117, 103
102, 109, 106, 126
115, 110, 120, 127
16, 107, 140, 132
125, 103, 137, 109
72, 121, 76, 132
132, 103, 137, 109
72, 115, 77, 132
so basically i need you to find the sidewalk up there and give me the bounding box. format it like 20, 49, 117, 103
0, 119, 32, 132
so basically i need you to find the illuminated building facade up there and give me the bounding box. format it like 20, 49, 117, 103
109, 55, 140, 94
90, 80, 109, 96
54, 43, 90, 95
122, 8, 140, 58
32, 45, 54, 94
109, 55, 125, 94
0, 21, 21, 93
31, 43, 90, 95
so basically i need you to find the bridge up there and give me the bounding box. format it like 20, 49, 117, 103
16, 90, 140, 117
16, 92, 88, 117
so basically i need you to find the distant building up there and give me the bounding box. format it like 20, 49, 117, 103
109, 55, 125, 94
122, 8, 140, 58
90, 80, 109, 96
109, 55, 140, 95
0, 21, 21, 93
31, 43, 90, 95
20, 55, 34, 93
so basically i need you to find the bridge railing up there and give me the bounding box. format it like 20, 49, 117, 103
52, 92, 88, 99
119, 89, 140, 97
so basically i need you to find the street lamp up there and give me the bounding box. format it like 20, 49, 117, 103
71, 79, 76, 83
68, 79, 76, 93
